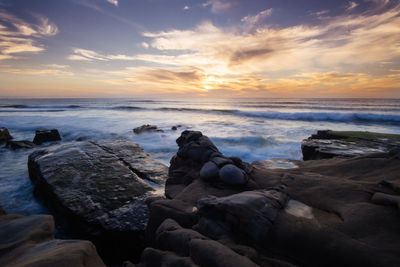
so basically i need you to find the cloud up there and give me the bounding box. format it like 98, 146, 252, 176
0, 10, 58, 60
68, 48, 138, 61
346, 1, 359, 11
241, 8, 273, 26
140, 41, 149, 48
184, 6, 189, 10
0, 66, 73, 76
68, 3, 400, 97
107, 0, 118, 7
202, 0, 232, 14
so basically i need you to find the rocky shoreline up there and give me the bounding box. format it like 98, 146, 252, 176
1, 128, 400, 266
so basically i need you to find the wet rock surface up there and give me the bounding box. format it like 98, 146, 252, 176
33, 129, 62, 145
133, 124, 163, 134
0, 211, 105, 267
28, 140, 168, 262
135, 130, 400, 267
301, 130, 400, 160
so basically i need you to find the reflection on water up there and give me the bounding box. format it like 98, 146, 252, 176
285, 200, 314, 219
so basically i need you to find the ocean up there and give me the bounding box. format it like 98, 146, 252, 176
1, 98, 400, 215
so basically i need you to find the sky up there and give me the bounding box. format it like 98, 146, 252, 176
0, 0, 399, 98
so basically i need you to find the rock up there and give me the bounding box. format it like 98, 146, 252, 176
33, 129, 61, 145
171, 126, 178, 130
133, 124, 163, 134
137, 248, 197, 267
0, 127, 12, 143
371, 192, 400, 209
189, 239, 259, 267
28, 140, 168, 262
0, 205, 5, 215
197, 189, 288, 244
146, 199, 199, 245
199, 161, 219, 181
218, 164, 247, 185
211, 156, 233, 167
301, 130, 400, 160
6, 140, 36, 149
0, 213, 105, 267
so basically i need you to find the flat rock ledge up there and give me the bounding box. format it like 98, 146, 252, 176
128, 130, 400, 267
0, 207, 105, 267
301, 130, 400, 160
28, 140, 168, 263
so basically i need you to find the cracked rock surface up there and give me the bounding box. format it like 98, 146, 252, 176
27, 140, 168, 262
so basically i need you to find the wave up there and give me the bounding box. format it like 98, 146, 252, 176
234, 110, 400, 124
1, 104, 81, 109
0, 109, 66, 112
111, 106, 144, 110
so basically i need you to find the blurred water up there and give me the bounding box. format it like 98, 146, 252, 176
0, 98, 399, 215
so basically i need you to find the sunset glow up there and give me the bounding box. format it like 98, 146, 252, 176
0, 0, 399, 98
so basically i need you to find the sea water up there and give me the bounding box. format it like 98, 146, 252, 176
1, 98, 400, 215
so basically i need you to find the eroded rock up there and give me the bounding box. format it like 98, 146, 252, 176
0, 213, 105, 267
301, 130, 400, 160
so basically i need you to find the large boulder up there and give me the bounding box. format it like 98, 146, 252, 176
301, 130, 400, 160
33, 129, 61, 145
0, 127, 12, 143
28, 140, 168, 262
167, 131, 253, 199
0, 213, 105, 267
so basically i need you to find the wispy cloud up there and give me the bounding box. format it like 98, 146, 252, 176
202, 0, 232, 14
107, 0, 118, 7
184, 5, 190, 11
0, 10, 58, 60
345, 1, 359, 11
241, 8, 273, 26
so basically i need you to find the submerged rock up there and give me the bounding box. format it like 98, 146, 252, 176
28, 140, 168, 262
133, 124, 163, 134
6, 140, 36, 149
301, 130, 400, 160
0, 127, 12, 143
0, 213, 105, 267
33, 129, 61, 145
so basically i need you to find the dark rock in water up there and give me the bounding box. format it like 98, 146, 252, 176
33, 129, 61, 145
171, 126, 178, 130
301, 130, 400, 160
218, 164, 247, 185
0, 127, 12, 143
6, 140, 36, 149
197, 189, 287, 244
133, 124, 163, 134
0, 205, 5, 215
0, 213, 105, 266
28, 140, 168, 262
199, 161, 219, 181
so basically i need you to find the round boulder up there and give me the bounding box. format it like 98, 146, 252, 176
219, 164, 247, 185
200, 161, 219, 181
